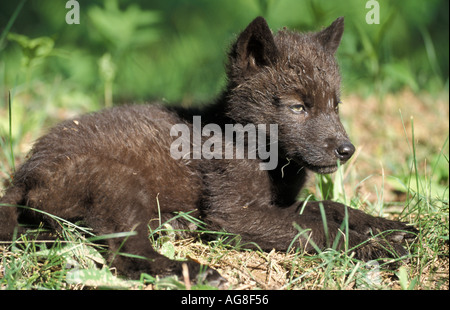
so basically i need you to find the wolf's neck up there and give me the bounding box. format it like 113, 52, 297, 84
170, 91, 230, 126
268, 156, 309, 207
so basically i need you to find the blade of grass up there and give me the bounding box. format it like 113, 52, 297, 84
0, 0, 27, 50
8, 91, 15, 173
319, 202, 329, 247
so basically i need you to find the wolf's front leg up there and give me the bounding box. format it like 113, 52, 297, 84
203, 200, 417, 261
294, 201, 417, 260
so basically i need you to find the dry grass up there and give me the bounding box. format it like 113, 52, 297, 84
147, 233, 448, 290
340, 89, 449, 203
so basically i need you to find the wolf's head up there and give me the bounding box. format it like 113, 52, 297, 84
225, 16, 355, 174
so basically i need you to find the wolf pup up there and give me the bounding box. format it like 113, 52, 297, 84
0, 17, 416, 284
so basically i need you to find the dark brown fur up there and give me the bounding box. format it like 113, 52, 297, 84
0, 17, 416, 284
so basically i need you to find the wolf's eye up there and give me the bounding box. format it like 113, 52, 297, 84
290, 104, 306, 114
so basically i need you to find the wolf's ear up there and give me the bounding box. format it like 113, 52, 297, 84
314, 17, 344, 54
229, 17, 278, 74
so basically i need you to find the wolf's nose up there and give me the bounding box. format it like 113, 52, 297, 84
335, 142, 355, 161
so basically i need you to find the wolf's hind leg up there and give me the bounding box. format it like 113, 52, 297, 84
0, 185, 26, 241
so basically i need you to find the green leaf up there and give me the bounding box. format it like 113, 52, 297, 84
88, 0, 159, 52
66, 267, 139, 289
397, 266, 417, 290
160, 241, 176, 260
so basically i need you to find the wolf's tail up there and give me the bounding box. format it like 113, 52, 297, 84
0, 185, 25, 241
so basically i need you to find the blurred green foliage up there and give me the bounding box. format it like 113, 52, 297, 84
0, 0, 448, 107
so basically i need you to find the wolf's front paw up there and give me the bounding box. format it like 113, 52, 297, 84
351, 217, 418, 261
306, 201, 418, 261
